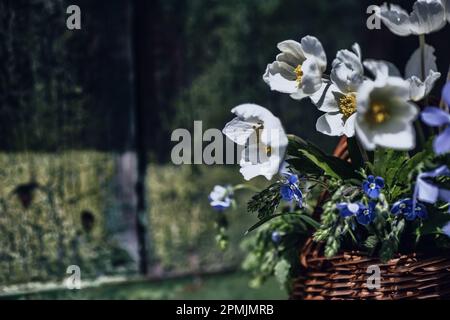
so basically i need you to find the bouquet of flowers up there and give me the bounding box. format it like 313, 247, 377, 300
209, 0, 450, 291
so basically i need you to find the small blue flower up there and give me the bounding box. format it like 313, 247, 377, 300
209, 185, 233, 211
271, 231, 282, 244
356, 202, 377, 225
421, 106, 450, 155
337, 202, 377, 225
337, 202, 362, 218
444, 83, 450, 106
363, 175, 385, 199
280, 172, 303, 207
413, 166, 450, 211
391, 198, 428, 221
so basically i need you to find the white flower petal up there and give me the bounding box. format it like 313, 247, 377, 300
331, 61, 362, 93
239, 154, 283, 181
276, 52, 301, 68
264, 71, 298, 94
405, 44, 438, 79
446, 0, 450, 22
351, 43, 362, 59
277, 40, 305, 60
378, 3, 414, 36
378, 1, 446, 36
385, 76, 411, 99
355, 77, 417, 151
230, 104, 273, 122
300, 58, 323, 94
316, 112, 345, 136
222, 117, 257, 145
289, 90, 310, 101
331, 44, 364, 93
391, 101, 419, 123
268, 61, 296, 80
311, 82, 340, 112
225, 104, 287, 181
355, 120, 376, 150
373, 120, 416, 150
343, 113, 357, 137
363, 59, 401, 80
409, 0, 446, 35
210, 185, 227, 201
239, 161, 266, 181
408, 76, 426, 102
408, 70, 441, 101
300, 36, 327, 71
260, 121, 288, 149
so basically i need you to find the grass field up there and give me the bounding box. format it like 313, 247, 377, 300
6, 272, 287, 300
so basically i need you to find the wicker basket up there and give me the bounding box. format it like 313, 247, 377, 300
290, 137, 450, 300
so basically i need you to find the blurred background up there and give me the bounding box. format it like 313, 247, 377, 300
0, 0, 449, 299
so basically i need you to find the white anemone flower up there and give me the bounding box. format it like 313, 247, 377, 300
446, 0, 450, 22
355, 68, 419, 150
405, 44, 441, 101
222, 104, 288, 181
263, 36, 327, 100
312, 43, 364, 137
377, 0, 446, 36
209, 185, 233, 210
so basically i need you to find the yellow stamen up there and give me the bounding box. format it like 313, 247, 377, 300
266, 146, 272, 157
294, 65, 303, 84
366, 101, 390, 125
339, 93, 357, 119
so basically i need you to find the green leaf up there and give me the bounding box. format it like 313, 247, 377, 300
379, 238, 397, 262
296, 214, 321, 230
434, 176, 450, 190
396, 149, 431, 185
347, 137, 365, 169
420, 209, 450, 235
364, 235, 378, 250
247, 183, 282, 220
274, 259, 291, 288
285, 157, 322, 176
374, 148, 408, 187
287, 135, 358, 180
379, 219, 404, 262
299, 149, 340, 179
244, 213, 287, 235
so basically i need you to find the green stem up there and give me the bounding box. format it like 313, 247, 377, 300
233, 184, 260, 192
356, 137, 369, 164
419, 34, 426, 81
419, 34, 429, 106
414, 120, 426, 149
306, 178, 330, 192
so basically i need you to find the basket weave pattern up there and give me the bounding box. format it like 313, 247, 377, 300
290, 137, 450, 300
291, 239, 450, 300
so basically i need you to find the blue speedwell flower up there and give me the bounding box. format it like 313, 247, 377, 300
421, 106, 450, 155
209, 185, 233, 211
363, 175, 385, 199
337, 202, 376, 225
271, 231, 282, 244
280, 172, 303, 207
391, 198, 428, 220
337, 202, 362, 217
421, 84, 450, 155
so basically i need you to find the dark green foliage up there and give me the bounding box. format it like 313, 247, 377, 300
288, 135, 359, 180
247, 183, 282, 220
242, 214, 307, 290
